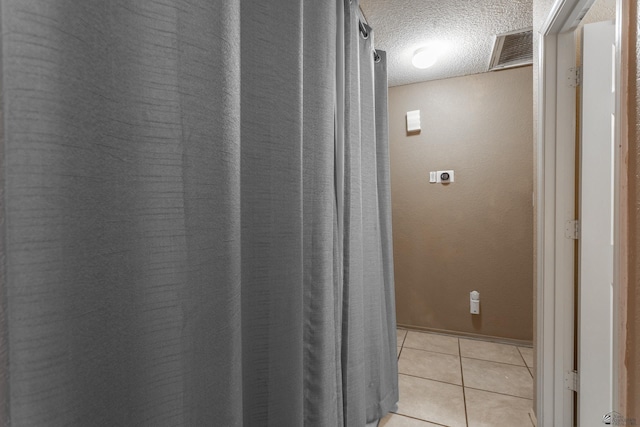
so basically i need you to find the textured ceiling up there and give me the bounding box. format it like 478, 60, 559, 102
359, 0, 533, 86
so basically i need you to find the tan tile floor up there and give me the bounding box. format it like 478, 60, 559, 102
382, 329, 536, 427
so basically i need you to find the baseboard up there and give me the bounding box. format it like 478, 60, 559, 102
396, 323, 533, 348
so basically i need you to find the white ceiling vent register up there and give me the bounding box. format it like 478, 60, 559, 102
488, 28, 533, 71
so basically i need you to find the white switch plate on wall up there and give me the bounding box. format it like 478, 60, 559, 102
406, 110, 421, 132
429, 171, 437, 183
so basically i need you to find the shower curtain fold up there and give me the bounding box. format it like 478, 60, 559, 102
338, 7, 398, 425
0, 0, 397, 426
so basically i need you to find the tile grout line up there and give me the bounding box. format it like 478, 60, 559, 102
398, 330, 407, 359
397, 372, 462, 388
402, 345, 462, 357
389, 413, 449, 427
463, 385, 534, 401
396, 372, 533, 401
516, 346, 529, 367
402, 347, 464, 359
516, 346, 535, 379
403, 344, 528, 367
460, 354, 529, 368
459, 337, 470, 427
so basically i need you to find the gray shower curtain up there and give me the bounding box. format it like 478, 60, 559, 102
0, 0, 397, 425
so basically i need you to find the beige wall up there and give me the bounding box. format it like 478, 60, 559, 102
389, 67, 534, 342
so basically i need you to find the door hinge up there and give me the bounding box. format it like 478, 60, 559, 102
568, 66, 582, 87
565, 220, 580, 240
564, 370, 579, 392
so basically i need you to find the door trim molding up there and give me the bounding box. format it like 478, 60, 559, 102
613, 0, 628, 415
536, 23, 576, 427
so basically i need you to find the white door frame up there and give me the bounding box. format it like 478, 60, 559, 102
536, 0, 623, 425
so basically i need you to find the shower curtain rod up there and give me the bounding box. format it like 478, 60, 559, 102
357, 9, 381, 63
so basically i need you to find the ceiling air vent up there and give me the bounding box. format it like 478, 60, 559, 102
489, 28, 533, 71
